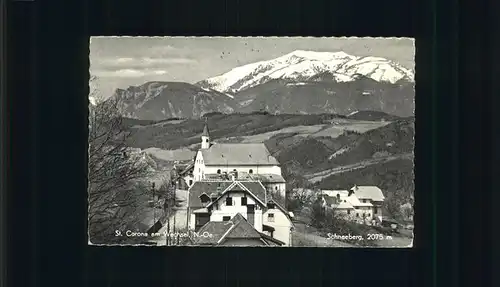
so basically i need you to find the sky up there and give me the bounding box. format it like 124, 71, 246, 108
90, 37, 415, 98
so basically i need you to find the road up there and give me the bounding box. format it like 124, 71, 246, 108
305, 152, 414, 183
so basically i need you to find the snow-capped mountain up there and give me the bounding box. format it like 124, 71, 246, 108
197, 50, 414, 93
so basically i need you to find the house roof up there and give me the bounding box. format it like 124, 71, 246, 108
206, 181, 267, 208
332, 201, 355, 209
342, 194, 370, 207
193, 213, 284, 246
350, 185, 385, 201
224, 214, 262, 240
321, 190, 349, 197
200, 143, 280, 166
322, 195, 339, 206
194, 221, 233, 245
258, 232, 286, 246
188, 181, 233, 208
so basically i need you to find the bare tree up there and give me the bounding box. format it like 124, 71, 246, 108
87, 83, 154, 244
287, 188, 314, 211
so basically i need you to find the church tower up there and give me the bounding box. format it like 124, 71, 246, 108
201, 120, 210, 149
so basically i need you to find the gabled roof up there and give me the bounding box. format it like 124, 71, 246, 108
350, 185, 385, 201
201, 143, 280, 166
188, 181, 233, 208
194, 213, 285, 246
332, 201, 355, 209
206, 181, 267, 208
224, 213, 261, 240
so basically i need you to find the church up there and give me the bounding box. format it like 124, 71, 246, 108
190, 123, 286, 198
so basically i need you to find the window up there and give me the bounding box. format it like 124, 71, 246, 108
189, 180, 193, 185
249, 169, 253, 174
241, 197, 247, 206
362, 213, 366, 218
205, 139, 209, 143
275, 186, 278, 190
233, 169, 237, 172
214, 203, 219, 210
268, 213, 275, 222
217, 169, 221, 174
222, 216, 230, 221
347, 210, 351, 215
356, 213, 359, 217
374, 208, 378, 214
368, 213, 371, 217
363, 199, 367, 203
200, 194, 210, 203
226, 197, 233, 206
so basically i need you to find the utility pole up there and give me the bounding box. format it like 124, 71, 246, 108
152, 182, 156, 232
165, 184, 171, 246
173, 186, 177, 245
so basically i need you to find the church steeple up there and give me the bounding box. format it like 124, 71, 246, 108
201, 118, 210, 149
202, 123, 210, 137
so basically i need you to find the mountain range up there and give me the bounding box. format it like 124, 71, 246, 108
106, 50, 415, 120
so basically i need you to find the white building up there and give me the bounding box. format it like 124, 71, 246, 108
187, 180, 294, 246
192, 123, 285, 198
321, 185, 385, 224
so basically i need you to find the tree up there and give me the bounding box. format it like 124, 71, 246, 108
87, 83, 154, 244
309, 198, 326, 228
287, 188, 314, 211
400, 202, 414, 222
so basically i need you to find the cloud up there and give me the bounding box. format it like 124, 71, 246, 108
94, 57, 197, 70
92, 69, 169, 78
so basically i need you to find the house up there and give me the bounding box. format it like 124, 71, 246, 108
349, 185, 385, 222
192, 124, 284, 195
192, 213, 285, 246
187, 180, 294, 246
320, 194, 355, 217
205, 172, 287, 200
170, 162, 195, 189
320, 186, 385, 223
262, 198, 295, 246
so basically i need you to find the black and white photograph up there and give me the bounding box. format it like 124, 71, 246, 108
88, 36, 415, 247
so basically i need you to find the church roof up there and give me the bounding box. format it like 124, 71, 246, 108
201, 143, 279, 166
